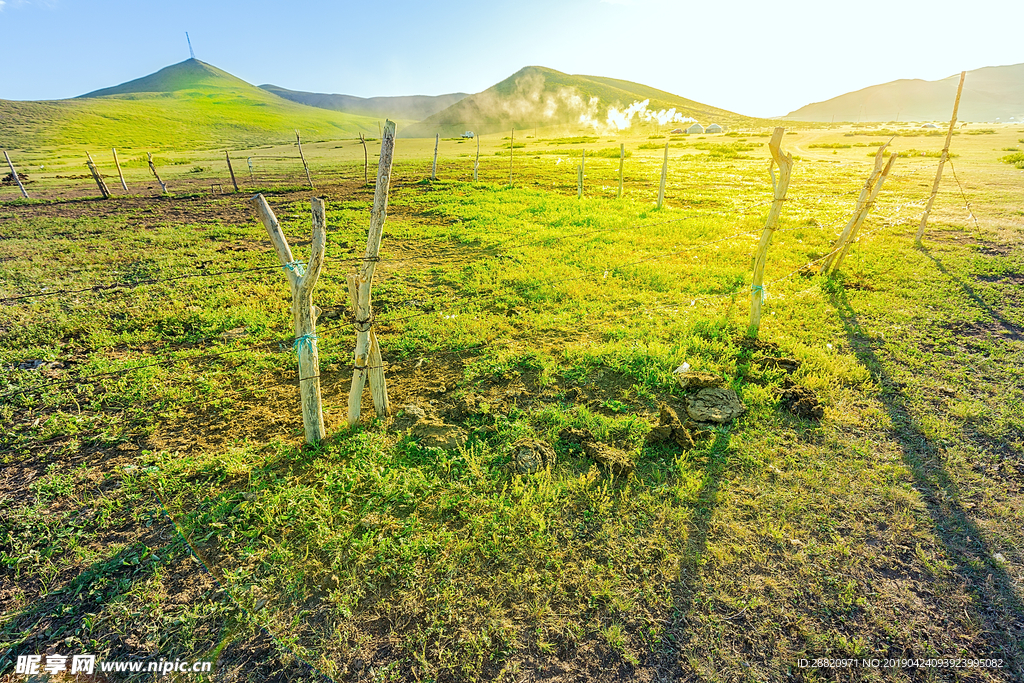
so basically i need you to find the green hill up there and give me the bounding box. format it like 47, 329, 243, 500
259, 84, 469, 122
785, 63, 1024, 122
403, 66, 752, 137
0, 59, 381, 151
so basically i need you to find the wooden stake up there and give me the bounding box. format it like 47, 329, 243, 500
225, 151, 239, 193
657, 141, 668, 209
295, 129, 314, 189
86, 152, 110, 199
618, 143, 624, 198
474, 133, 480, 182
832, 152, 897, 272
916, 70, 966, 244
578, 149, 585, 199
820, 143, 890, 274
432, 133, 439, 180
4, 151, 29, 199
360, 133, 369, 185
147, 153, 168, 193
348, 120, 397, 427
112, 148, 129, 193
509, 128, 514, 185
251, 193, 327, 444
748, 127, 793, 336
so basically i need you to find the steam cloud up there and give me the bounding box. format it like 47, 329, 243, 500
467, 72, 696, 134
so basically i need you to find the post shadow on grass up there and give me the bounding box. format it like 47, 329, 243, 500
825, 279, 1023, 673
919, 244, 1024, 341
646, 430, 733, 678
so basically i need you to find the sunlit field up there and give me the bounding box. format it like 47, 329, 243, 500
2, 122, 1022, 681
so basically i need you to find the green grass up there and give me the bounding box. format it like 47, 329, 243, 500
2, 123, 1023, 681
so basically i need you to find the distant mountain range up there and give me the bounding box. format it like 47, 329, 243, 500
785, 63, 1024, 122
258, 85, 469, 122
4, 59, 1023, 151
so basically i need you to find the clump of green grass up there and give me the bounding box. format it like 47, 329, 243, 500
1000, 152, 1024, 168
543, 136, 598, 145
808, 143, 852, 149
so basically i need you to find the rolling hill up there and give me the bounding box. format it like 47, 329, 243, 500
0, 59, 381, 150
403, 66, 752, 137
259, 85, 469, 122
785, 63, 1024, 123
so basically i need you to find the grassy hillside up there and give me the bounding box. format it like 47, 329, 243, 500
404, 66, 754, 137
785, 62, 1024, 123
0, 60, 381, 151
260, 84, 468, 121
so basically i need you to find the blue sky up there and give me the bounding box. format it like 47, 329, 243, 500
1, 0, 1021, 117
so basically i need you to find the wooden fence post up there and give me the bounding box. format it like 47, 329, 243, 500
474, 133, 480, 181
360, 133, 368, 185
112, 148, 129, 193
916, 71, 966, 244
225, 151, 239, 192
578, 149, 585, 199
618, 143, 624, 198
820, 143, 890, 274
432, 133, 439, 181
348, 119, 397, 427
247, 157, 256, 185
86, 152, 111, 199
509, 128, 514, 185
748, 127, 793, 336
251, 193, 327, 444
147, 153, 168, 194
832, 152, 897, 272
657, 141, 668, 209
295, 129, 314, 189
4, 151, 29, 199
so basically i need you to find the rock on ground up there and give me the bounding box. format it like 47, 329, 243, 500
510, 438, 557, 474
685, 388, 746, 423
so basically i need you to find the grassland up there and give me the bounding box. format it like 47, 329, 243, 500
1, 123, 1022, 681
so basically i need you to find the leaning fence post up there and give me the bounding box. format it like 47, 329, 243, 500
917, 71, 966, 245
832, 152, 898, 272
578, 149, 585, 199
4, 151, 29, 199
820, 143, 890, 274
295, 129, 314, 189
657, 141, 668, 209
618, 143, 624, 198
748, 127, 793, 336
225, 151, 239, 192
147, 153, 168, 194
474, 133, 480, 181
348, 119, 397, 427
432, 133, 439, 181
86, 152, 111, 199
360, 133, 369, 185
509, 128, 515, 185
251, 193, 327, 444
112, 148, 129, 193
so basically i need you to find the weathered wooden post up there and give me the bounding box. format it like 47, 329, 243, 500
509, 128, 515, 185
916, 71, 966, 244
251, 193, 327, 444
348, 120, 397, 427
820, 143, 891, 274
832, 152, 897, 272
657, 141, 668, 209
432, 133, 439, 181
577, 163, 583, 199
618, 143, 624, 198
295, 129, 314, 189
147, 153, 168, 193
247, 157, 256, 184
474, 133, 480, 181
4, 151, 29, 199
225, 151, 239, 192
748, 127, 793, 336
360, 133, 369, 185
86, 152, 111, 199
112, 148, 129, 193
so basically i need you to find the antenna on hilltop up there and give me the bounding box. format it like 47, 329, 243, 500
186, 32, 196, 60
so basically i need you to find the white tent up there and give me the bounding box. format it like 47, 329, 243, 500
686, 123, 704, 134
705, 123, 723, 133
